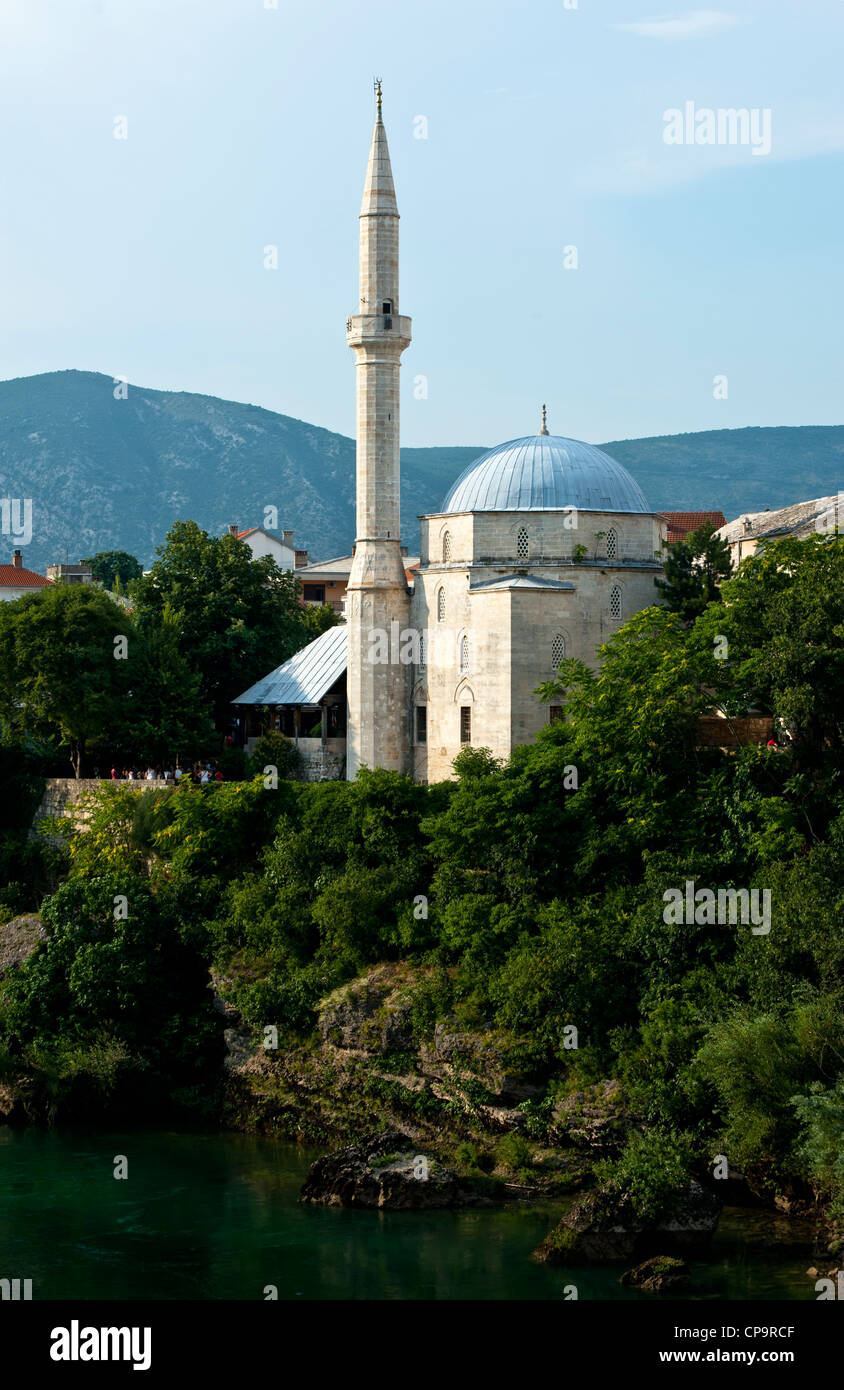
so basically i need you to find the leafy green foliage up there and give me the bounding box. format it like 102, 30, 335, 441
130, 520, 333, 730
0, 584, 211, 773
0, 874, 224, 1113
3, 530, 844, 1204
82, 550, 143, 591
597, 1129, 697, 1219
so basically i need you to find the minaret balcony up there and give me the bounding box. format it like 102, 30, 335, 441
346, 313, 412, 350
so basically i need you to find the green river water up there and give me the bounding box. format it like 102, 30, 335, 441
0, 1127, 817, 1300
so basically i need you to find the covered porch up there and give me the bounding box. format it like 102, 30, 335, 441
233, 625, 348, 780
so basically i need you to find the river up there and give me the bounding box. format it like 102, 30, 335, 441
0, 1127, 815, 1300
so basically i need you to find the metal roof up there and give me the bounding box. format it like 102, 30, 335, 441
470, 573, 576, 593
233, 624, 347, 707
439, 434, 651, 515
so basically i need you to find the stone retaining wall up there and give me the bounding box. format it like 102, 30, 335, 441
31, 778, 172, 835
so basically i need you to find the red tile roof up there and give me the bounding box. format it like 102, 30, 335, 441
659, 510, 726, 545
237, 528, 259, 539
0, 565, 51, 588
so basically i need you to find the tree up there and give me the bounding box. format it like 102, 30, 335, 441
0, 585, 211, 774
0, 874, 225, 1107
697, 532, 844, 761
82, 550, 143, 591
655, 519, 731, 620
130, 520, 333, 730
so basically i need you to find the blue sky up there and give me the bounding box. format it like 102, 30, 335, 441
0, 0, 841, 446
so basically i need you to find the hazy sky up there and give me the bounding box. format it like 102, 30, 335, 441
1, 0, 841, 446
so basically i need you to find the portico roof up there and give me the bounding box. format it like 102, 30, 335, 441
233, 624, 347, 707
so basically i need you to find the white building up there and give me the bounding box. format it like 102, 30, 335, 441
230, 525, 308, 571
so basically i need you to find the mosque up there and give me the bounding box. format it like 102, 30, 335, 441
235, 86, 667, 783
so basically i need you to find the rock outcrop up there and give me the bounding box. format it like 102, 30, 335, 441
551, 1079, 633, 1150
318, 967, 414, 1054
534, 1181, 721, 1264
620, 1255, 691, 1292
0, 914, 46, 979
300, 1130, 493, 1209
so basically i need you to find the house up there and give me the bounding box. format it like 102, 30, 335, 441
45, 560, 95, 585
658, 511, 726, 546
228, 525, 309, 571
297, 554, 354, 613
716, 495, 840, 567
0, 551, 53, 601
298, 550, 420, 615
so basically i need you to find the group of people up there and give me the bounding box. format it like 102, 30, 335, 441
108, 764, 224, 784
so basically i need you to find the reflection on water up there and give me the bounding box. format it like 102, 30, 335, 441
0, 1128, 815, 1301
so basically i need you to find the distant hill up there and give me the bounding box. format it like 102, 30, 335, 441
602, 427, 844, 523
0, 371, 841, 572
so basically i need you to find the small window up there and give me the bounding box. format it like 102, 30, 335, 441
460, 706, 471, 744
552, 633, 566, 668
610, 584, 622, 619
460, 634, 469, 671
303, 584, 325, 603
382, 300, 393, 314
443, 531, 452, 562
419, 631, 427, 667
549, 706, 564, 724
416, 706, 427, 744
606, 528, 618, 561
437, 587, 446, 623
516, 526, 529, 560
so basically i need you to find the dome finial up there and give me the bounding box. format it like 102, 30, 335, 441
539, 403, 549, 436
374, 77, 382, 115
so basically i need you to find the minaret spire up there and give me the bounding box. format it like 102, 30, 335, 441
345, 87, 413, 778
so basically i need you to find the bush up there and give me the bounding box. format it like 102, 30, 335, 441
247, 732, 301, 781
496, 1132, 533, 1178
597, 1128, 696, 1219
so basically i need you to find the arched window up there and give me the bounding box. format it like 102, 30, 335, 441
419, 631, 427, 667
437, 587, 446, 623
606, 527, 618, 561
516, 526, 529, 560
460, 634, 470, 671
610, 584, 622, 619
443, 531, 452, 562
552, 633, 566, 669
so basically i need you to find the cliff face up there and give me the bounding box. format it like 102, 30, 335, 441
0, 913, 46, 980
219, 961, 597, 1196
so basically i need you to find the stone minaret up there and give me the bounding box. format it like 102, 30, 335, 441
345, 83, 412, 777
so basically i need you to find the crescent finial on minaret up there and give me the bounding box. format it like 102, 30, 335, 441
375, 77, 382, 113
540, 403, 549, 435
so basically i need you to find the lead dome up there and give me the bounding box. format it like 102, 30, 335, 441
439, 434, 651, 515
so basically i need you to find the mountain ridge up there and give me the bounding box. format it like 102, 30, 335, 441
1, 370, 841, 572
